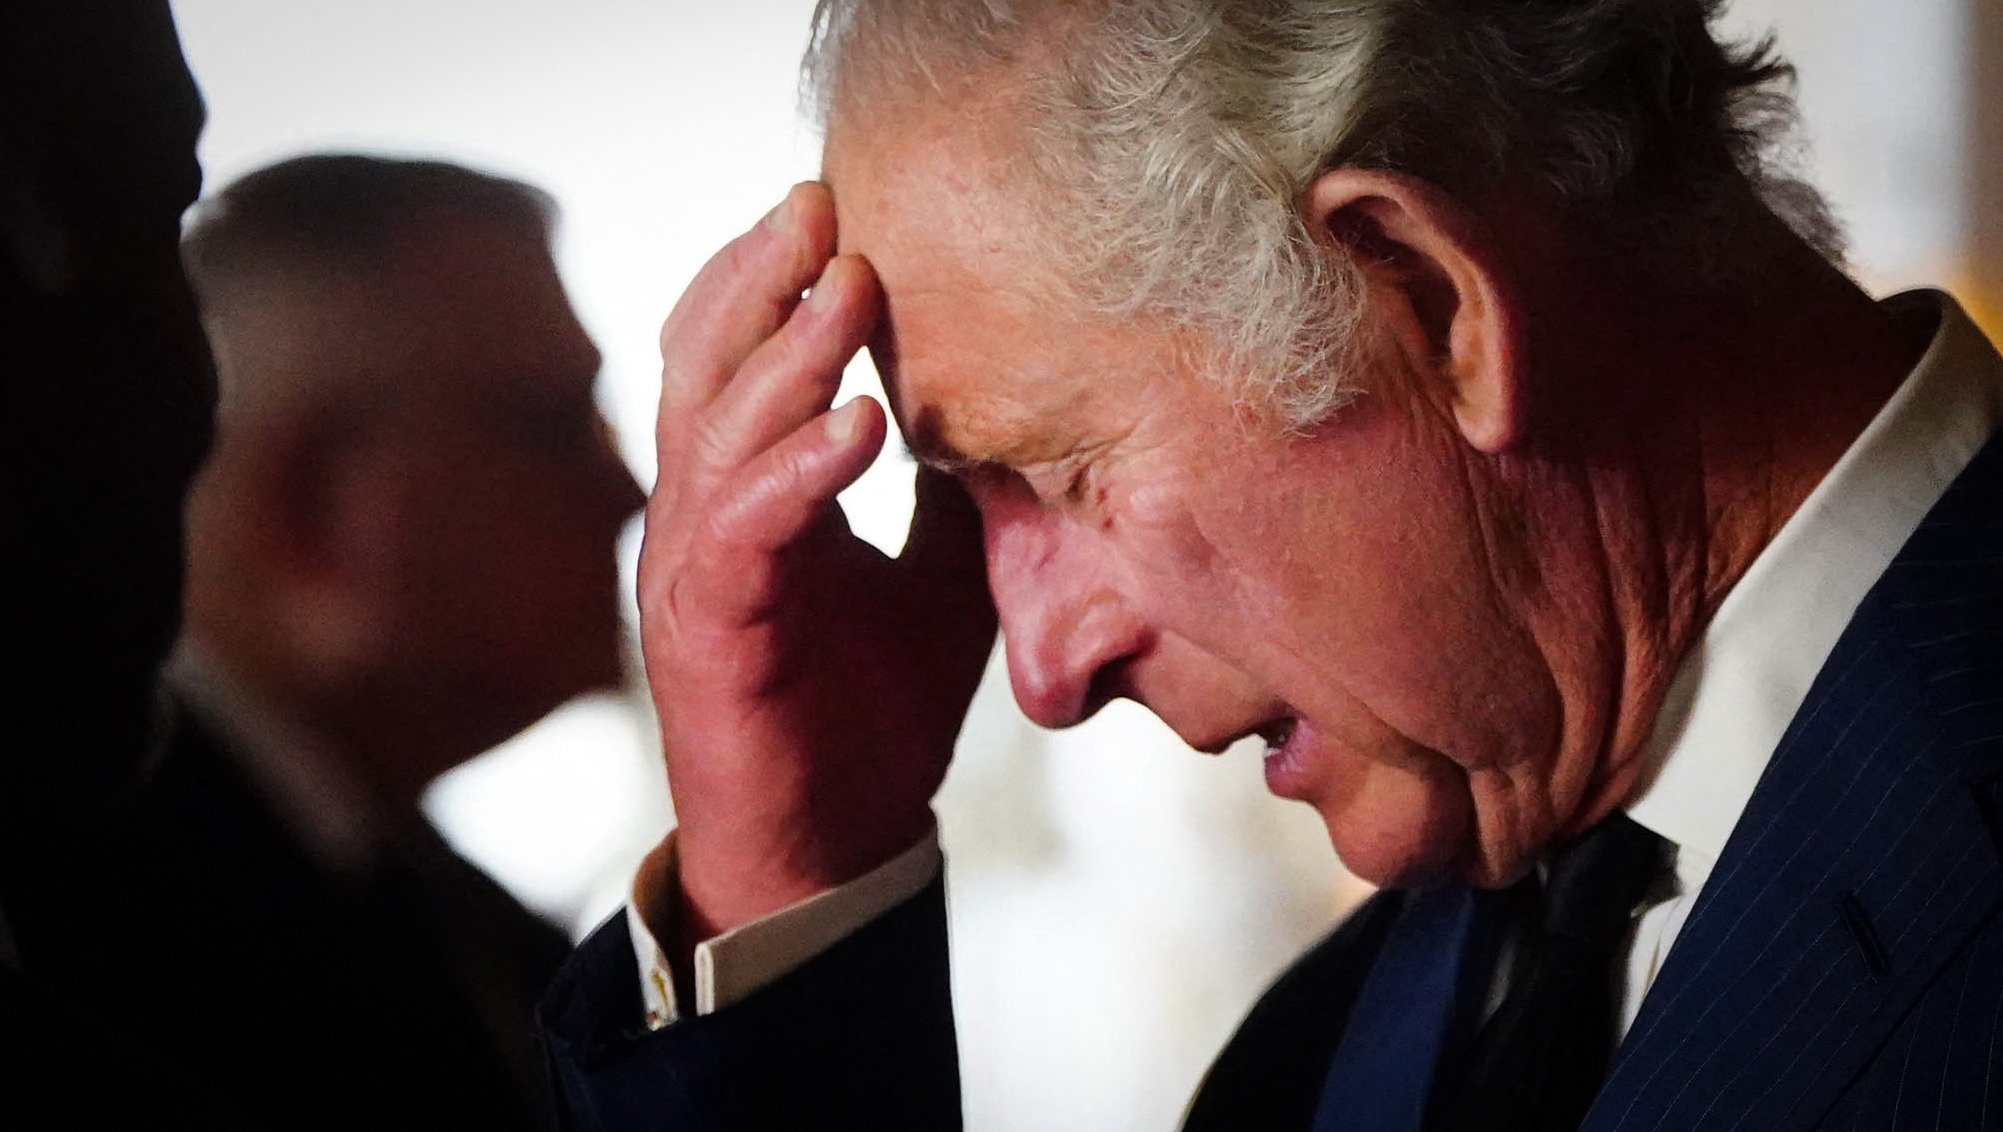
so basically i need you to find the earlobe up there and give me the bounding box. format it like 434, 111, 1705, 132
242, 420, 401, 606
255, 429, 401, 677
184, 427, 383, 684
1300, 168, 1526, 454
243, 421, 349, 580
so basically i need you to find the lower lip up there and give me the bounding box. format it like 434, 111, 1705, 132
1262, 721, 1316, 801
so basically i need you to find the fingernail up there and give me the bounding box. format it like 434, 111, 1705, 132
762, 189, 794, 233
826, 399, 864, 444
806, 263, 842, 312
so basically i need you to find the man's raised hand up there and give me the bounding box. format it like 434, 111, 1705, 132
638, 182, 995, 945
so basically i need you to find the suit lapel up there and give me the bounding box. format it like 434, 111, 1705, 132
1312, 884, 1500, 1132
1586, 438, 2003, 1132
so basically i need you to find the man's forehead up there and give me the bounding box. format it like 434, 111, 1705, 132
824, 112, 1006, 256
864, 265, 1128, 480
821, 115, 1064, 457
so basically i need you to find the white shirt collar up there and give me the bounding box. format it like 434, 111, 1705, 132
1625, 290, 2003, 869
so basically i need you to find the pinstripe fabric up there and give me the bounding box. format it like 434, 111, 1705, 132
1584, 438, 2003, 1132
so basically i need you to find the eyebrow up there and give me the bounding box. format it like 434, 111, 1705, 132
897, 402, 970, 474
904, 434, 979, 475
893, 378, 1070, 475
899, 402, 1036, 478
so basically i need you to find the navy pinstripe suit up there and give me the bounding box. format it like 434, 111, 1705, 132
1588, 434, 2003, 1130
542, 385, 2003, 1132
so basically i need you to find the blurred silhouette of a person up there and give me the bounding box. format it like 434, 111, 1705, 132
5, 154, 642, 1131
2, 0, 228, 1124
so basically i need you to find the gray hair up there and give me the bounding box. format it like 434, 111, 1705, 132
806, 0, 1839, 427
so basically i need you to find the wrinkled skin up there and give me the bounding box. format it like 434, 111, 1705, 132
643, 95, 1916, 936
639, 184, 995, 939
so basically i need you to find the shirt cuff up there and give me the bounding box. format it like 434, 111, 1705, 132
626, 824, 943, 1030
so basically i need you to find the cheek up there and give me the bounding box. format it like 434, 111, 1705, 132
1106, 476, 1238, 605
1108, 476, 1490, 884
1161, 426, 1560, 773
1107, 446, 1348, 655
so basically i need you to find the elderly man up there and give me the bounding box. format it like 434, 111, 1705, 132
8, 155, 642, 1130
543, 2, 2003, 1129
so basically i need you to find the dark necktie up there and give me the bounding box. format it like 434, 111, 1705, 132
1427, 812, 1669, 1132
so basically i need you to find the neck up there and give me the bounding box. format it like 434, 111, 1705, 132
1530, 224, 1924, 836
180, 633, 447, 816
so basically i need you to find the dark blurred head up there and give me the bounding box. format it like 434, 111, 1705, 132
179, 154, 643, 806
3, 0, 215, 835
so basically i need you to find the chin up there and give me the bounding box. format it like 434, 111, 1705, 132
1317, 789, 1475, 890
1326, 828, 1459, 889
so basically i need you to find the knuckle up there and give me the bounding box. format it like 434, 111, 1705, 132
696, 498, 750, 553
688, 413, 743, 473
775, 446, 821, 494
659, 572, 696, 634
716, 233, 772, 293
769, 318, 820, 377
635, 533, 681, 608
658, 355, 695, 394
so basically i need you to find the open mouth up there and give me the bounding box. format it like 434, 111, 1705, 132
1257, 716, 1316, 800
1256, 717, 1298, 759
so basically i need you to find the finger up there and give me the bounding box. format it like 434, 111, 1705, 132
686, 255, 883, 482
655, 182, 838, 453
644, 398, 878, 631
704, 396, 887, 559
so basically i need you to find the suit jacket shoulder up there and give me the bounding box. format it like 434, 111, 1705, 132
4, 708, 570, 1132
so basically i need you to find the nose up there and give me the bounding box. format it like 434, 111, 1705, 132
983, 506, 1148, 729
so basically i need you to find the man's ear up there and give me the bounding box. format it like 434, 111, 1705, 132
237, 419, 349, 577
1301, 168, 1526, 453
234, 418, 399, 665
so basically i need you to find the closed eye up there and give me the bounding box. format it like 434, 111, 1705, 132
928, 449, 1102, 512
1019, 458, 1093, 510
